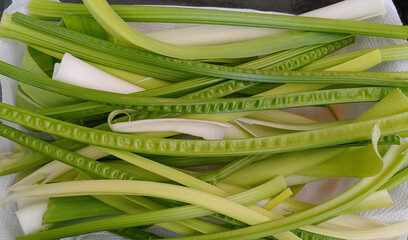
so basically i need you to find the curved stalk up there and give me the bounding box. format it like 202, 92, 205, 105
12, 176, 286, 240
81, 0, 408, 41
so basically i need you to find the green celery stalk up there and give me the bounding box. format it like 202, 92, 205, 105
109, 228, 161, 240
8, 13, 404, 87
224, 148, 345, 186
61, 15, 110, 40
42, 196, 123, 224
38, 37, 354, 120
33, 0, 408, 40
2, 60, 408, 115
0, 13, 193, 82
31, 45, 171, 89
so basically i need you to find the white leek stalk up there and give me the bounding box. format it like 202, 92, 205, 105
145, 0, 386, 46
53, 53, 144, 94
108, 110, 230, 140
15, 199, 49, 234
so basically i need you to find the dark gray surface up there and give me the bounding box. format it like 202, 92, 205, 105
393, 0, 407, 24
1, 0, 12, 17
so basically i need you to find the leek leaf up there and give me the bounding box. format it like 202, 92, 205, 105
61, 15, 109, 40
20, 47, 81, 109
295, 145, 385, 178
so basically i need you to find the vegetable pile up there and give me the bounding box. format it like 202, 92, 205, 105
0, 0, 408, 239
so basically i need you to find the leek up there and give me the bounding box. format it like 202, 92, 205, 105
108, 111, 230, 140
15, 200, 48, 234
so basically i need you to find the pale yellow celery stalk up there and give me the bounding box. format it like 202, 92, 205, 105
250, 188, 397, 239
301, 221, 408, 240
252, 192, 397, 240
217, 183, 394, 233
263, 188, 293, 211
214, 182, 249, 195
319, 214, 388, 230
99, 149, 300, 239
237, 110, 323, 132
100, 148, 229, 197
236, 117, 352, 131
342, 189, 394, 214
74, 174, 217, 236
4, 180, 273, 226
273, 189, 394, 217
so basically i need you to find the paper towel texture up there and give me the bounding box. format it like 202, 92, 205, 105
0, 0, 407, 239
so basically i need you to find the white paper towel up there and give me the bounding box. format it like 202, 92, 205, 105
0, 0, 407, 239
